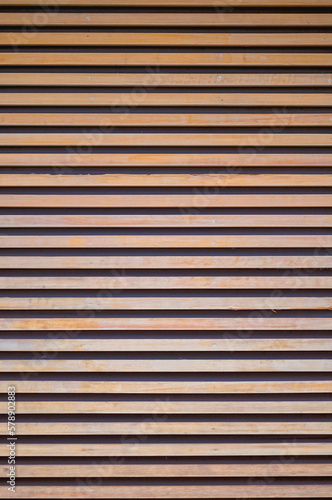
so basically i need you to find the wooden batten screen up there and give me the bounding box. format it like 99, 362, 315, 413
0, 0, 332, 498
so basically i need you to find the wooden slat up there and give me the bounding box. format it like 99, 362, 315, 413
2, 34, 332, 48
1, 113, 331, 127
1, 296, 332, 310
0, 380, 329, 394
1, 400, 330, 414
1, 153, 331, 166
2, 133, 332, 147
1, 13, 332, 26
0, 275, 331, 288
1, 91, 331, 105
1, 214, 331, 227
2, 461, 331, 478
7, 52, 332, 68
2, 255, 330, 269
4, 358, 332, 372
2, 195, 331, 208
0, 441, 330, 457
1, 234, 332, 247
2, 421, 330, 435
1, 483, 332, 499
1, 317, 331, 330
1, 173, 332, 188
2, 337, 331, 351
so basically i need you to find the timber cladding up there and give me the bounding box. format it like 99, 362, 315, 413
0, 0, 331, 498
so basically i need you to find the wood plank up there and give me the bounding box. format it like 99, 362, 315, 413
2, 173, 331, 188
0, 317, 331, 331
1, 399, 330, 414
0, 441, 330, 457
1, 113, 331, 127
1, 296, 332, 310
2, 338, 331, 352
3, 34, 332, 48
1, 91, 331, 105
4, 358, 331, 372
1, 234, 331, 247
2, 133, 332, 147
0, 380, 329, 394
1, 13, 332, 26
0, 275, 331, 288
2, 255, 330, 269
1, 214, 331, 227
2, 461, 331, 478
1, 153, 331, 167
1, 421, 330, 435
2, 195, 331, 208
1, 483, 332, 499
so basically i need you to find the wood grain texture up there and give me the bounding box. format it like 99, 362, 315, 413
2, 13, 332, 26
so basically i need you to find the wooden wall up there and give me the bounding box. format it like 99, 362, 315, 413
0, 0, 331, 497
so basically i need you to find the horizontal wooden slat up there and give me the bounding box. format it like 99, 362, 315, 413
0, 275, 331, 288
4, 358, 331, 372
1, 154, 331, 166
1, 91, 332, 105
0, 380, 329, 394
2, 461, 331, 478
2, 174, 331, 188
3, 34, 332, 48
1, 483, 332, 499
2, 133, 332, 147
2, 421, 330, 435
0, 441, 330, 457
1, 317, 331, 330
2, 195, 331, 208
1, 214, 331, 227
2, 234, 332, 247
2, 13, 332, 26
2, 337, 331, 351
2, 255, 330, 269
1, 113, 331, 127
1, 399, 330, 413
1, 296, 331, 310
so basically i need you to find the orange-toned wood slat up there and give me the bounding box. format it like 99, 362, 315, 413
1, 92, 331, 105
1, 153, 331, 166
1, 195, 331, 208
2, 173, 331, 188
1, 317, 331, 330
2, 13, 332, 26
2, 33, 332, 47
1, 214, 331, 227
1, 53, 332, 66
1, 113, 331, 127
2, 133, 332, 146
0, 380, 329, 394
